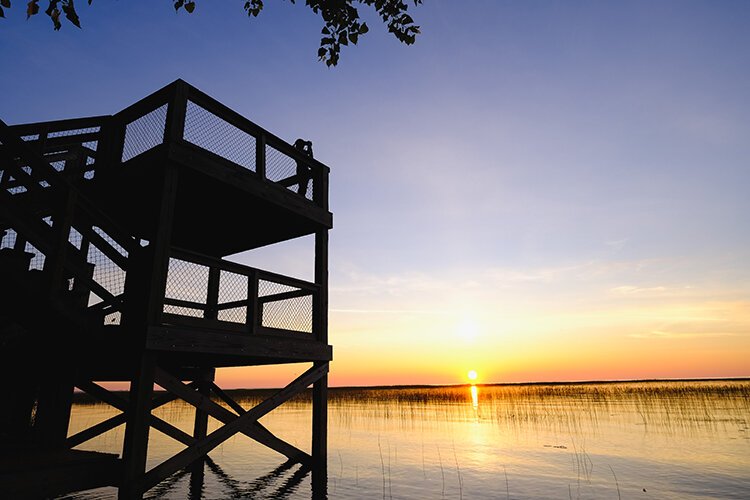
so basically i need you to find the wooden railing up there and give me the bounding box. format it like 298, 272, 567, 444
0, 119, 139, 327
109, 79, 330, 210
161, 248, 322, 341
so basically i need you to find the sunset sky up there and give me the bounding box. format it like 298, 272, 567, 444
2, 1, 749, 387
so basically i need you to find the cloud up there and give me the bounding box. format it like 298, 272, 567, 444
611, 285, 668, 295
628, 330, 739, 339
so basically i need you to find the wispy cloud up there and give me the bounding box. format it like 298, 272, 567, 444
611, 285, 668, 294
628, 330, 739, 339
330, 308, 450, 315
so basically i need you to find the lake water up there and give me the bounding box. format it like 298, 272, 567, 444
62, 380, 750, 499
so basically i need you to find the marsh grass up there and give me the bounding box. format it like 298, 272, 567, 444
72, 380, 750, 436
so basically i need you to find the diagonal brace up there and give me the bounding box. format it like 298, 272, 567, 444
141, 363, 328, 493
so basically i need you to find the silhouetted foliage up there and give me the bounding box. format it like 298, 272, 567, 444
3, 0, 422, 66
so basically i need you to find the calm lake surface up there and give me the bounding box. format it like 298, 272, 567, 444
63, 380, 750, 499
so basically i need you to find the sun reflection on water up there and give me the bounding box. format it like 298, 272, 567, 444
470, 384, 478, 410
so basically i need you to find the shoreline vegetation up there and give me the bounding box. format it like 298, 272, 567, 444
71, 377, 750, 404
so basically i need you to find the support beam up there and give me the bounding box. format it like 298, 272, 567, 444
73, 380, 195, 448
141, 363, 328, 493
119, 353, 156, 500
189, 369, 214, 472
154, 369, 311, 463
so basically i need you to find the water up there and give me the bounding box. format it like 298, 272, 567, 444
63, 381, 750, 499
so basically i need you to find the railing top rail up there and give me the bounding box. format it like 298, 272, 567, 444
7, 115, 111, 136
170, 247, 319, 291
112, 81, 176, 123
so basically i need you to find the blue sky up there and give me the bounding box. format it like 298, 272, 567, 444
2, 1, 749, 385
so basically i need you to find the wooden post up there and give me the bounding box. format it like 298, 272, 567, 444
119, 352, 156, 500
32, 367, 75, 448
256, 133, 266, 180
205, 267, 220, 321
188, 368, 214, 493
312, 228, 329, 493
189, 369, 214, 467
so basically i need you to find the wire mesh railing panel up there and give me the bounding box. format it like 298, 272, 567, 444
68, 227, 83, 250
122, 104, 168, 162
88, 244, 126, 299
258, 279, 299, 297
218, 270, 248, 323
104, 311, 122, 326
92, 226, 128, 258
164, 258, 209, 304
184, 101, 257, 172
1, 229, 17, 249
261, 295, 313, 334
47, 126, 100, 139
163, 304, 204, 318
219, 307, 246, 324
265, 145, 314, 201
25, 242, 45, 271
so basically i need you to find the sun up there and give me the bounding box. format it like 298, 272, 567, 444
467, 370, 478, 381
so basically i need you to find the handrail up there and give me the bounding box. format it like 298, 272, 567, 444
163, 247, 319, 338
103, 79, 330, 210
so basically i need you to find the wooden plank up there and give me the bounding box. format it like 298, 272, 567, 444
151, 417, 195, 447
8, 115, 109, 136
205, 266, 220, 320
255, 326, 314, 339
312, 362, 328, 470
314, 229, 329, 343
141, 364, 327, 492
163, 298, 207, 311
248, 269, 259, 334
67, 413, 127, 448
160, 313, 245, 332
256, 133, 266, 179
216, 298, 248, 310
257, 289, 311, 304
165, 80, 188, 144
146, 325, 332, 361
209, 382, 245, 416
77, 223, 129, 270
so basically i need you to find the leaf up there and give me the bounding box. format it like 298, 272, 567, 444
321, 25, 329, 35
174, 0, 184, 12
0, 6, 4, 18
50, 7, 61, 30
62, 0, 81, 28
184, 1, 195, 13
317, 47, 326, 58
348, 32, 358, 44
359, 22, 369, 34
26, 0, 39, 18
0, 0, 10, 10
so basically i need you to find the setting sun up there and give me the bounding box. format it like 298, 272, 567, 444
468, 370, 478, 381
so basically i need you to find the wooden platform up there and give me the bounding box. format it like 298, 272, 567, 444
0, 448, 120, 499
1, 80, 331, 499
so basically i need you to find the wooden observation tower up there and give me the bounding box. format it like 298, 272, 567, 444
0, 80, 332, 499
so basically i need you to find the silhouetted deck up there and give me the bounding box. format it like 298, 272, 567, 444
0, 80, 332, 498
